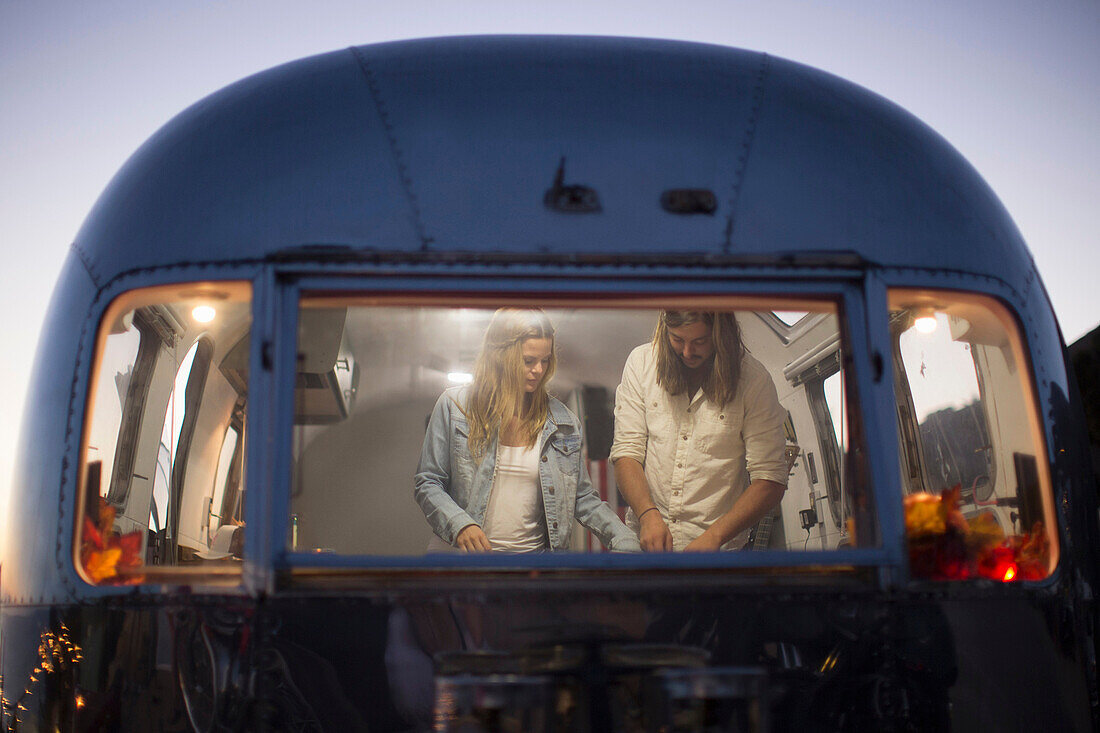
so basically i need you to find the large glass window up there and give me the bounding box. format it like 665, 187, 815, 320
287, 296, 868, 561
889, 291, 1057, 581
77, 283, 251, 584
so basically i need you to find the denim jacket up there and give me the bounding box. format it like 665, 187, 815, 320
415, 386, 640, 552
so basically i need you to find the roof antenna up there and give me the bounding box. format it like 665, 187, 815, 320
543, 157, 602, 213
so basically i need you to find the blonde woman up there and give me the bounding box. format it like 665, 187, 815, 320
415, 308, 639, 553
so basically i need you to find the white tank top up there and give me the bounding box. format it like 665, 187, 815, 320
482, 444, 546, 552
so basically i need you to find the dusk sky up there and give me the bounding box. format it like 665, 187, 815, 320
2, 1, 1097, 526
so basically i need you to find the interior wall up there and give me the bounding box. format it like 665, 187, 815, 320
741, 313, 847, 550
293, 396, 438, 555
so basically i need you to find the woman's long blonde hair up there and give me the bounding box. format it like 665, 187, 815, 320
653, 310, 743, 407
464, 308, 557, 462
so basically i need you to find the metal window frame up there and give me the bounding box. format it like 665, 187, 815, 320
249, 263, 906, 585
71, 274, 259, 594
878, 279, 1062, 587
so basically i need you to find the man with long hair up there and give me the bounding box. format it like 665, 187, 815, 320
610, 310, 788, 551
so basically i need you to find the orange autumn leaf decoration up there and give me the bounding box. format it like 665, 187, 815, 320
1006, 522, 1049, 581
904, 485, 1049, 581
905, 485, 970, 538
81, 497, 144, 584
84, 545, 122, 583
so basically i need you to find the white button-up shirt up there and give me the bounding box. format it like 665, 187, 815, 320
609, 344, 788, 550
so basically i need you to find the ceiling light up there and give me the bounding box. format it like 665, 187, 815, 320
913, 308, 938, 334
192, 305, 216, 323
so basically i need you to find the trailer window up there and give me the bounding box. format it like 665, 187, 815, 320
77, 283, 251, 584
287, 296, 872, 562
888, 291, 1057, 581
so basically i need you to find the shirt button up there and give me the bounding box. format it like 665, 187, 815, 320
652, 402, 658, 407
719, 414, 725, 420
552, 521, 558, 529
548, 486, 555, 494
677, 463, 682, 468
682, 435, 688, 440
542, 456, 548, 462
670, 518, 678, 524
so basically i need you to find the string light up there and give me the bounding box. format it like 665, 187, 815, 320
2, 624, 83, 731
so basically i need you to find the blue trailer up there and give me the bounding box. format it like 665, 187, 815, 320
1, 36, 1096, 731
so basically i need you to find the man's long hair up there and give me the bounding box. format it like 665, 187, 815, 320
653, 310, 743, 407
465, 308, 557, 462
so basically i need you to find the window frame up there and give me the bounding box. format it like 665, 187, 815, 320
884, 286, 1062, 584
74, 280, 254, 589
264, 271, 895, 577
804, 376, 845, 531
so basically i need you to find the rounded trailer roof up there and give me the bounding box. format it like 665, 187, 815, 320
73, 35, 1032, 287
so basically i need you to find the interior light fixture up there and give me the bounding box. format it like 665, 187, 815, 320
192, 305, 217, 323
450, 308, 482, 322
447, 372, 474, 384
913, 307, 938, 334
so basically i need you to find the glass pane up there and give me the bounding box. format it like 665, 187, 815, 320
85, 325, 141, 500
898, 314, 990, 494
209, 426, 240, 539
78, 284, 251, 583
149, 442, 170, 534
161, 341, 199, 489
772, 311, 809, 327
289, 298, 868, 560
823, 371, 846, 455
889, 292, 1056, 581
